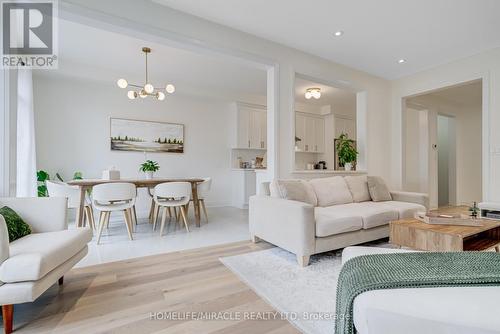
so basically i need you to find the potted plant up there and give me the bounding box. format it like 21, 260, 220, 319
469, 201, 480, 219
140, 160, 160, 179
336, 133, 358, 171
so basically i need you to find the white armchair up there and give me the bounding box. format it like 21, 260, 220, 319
0, 197, 92, 333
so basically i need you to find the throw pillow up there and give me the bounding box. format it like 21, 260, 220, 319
270, 180, 318, 206
345, 175, 371, 202
367, 176, 392, 202
0, 206, 32, 242
309, 176, 353, 207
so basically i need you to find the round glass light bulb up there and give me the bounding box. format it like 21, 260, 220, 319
139, 89, 148, 98
313, 90, 321, 99
117, 78, 128, 89
165, 84, 175, 94
305, 91, 312, 99
127, 90, 137, 99
144, 83, 154, 94
157, 91, 165, 101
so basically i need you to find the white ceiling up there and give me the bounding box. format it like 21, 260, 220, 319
422, 80, 482, 106
295, 77, 356, 111
46, 19, 266, 101
154, 0, 500, 79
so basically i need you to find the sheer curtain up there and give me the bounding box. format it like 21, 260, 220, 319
16, 68, 37, 197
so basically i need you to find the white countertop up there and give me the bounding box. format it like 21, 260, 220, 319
292, 169, 367, 174
231, 168, 267, 172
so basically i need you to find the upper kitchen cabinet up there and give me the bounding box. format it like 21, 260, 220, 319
295, 112, 325, 153
231, 102, 267, 149
334, 115, 356, 140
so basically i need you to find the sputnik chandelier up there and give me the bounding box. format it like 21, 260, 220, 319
116, 47, 175, 101
305, 87, 321, 100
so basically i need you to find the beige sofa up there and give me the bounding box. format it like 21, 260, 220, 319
0, 197, 92, 334
249, 176, 428, 266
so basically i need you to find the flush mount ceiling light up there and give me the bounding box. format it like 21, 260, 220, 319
334, 31, 344, 37
117, 47, 175, 101
398, 59, 406, 64
305, 87, 321, 100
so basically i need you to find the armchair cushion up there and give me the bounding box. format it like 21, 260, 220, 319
0, 206, 32, 242
0, 228, 92, 283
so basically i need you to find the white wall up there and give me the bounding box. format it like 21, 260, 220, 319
403, 108, 428, 193
33, 74, 234, 215
392, 47, 500, 202
61, 0, 393, 185
437, 115, 450, 206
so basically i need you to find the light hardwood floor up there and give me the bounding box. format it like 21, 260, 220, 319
6, 241, 300, 334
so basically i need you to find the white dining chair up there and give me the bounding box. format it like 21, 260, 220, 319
92, 183, 137, 244
180, 177, 211, 223
153, 182, 191, 236
46, 180, 96, 229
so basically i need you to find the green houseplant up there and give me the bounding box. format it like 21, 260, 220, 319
37, 170, 50, 197
140, 160, 160, 179
37, 170, 84, 197
336, 133, 358, 171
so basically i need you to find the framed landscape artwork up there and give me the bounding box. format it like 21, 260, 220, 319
110, 118, 184, 153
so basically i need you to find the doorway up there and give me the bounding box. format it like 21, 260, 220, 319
403, 79, 482, 209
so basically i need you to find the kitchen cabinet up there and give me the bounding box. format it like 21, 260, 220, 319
334, 115, 356, 140
235, 103, 267, 149
295, 112, 325, 153
314, 117, 325, 153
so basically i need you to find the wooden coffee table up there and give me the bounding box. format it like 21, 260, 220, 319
390, 216, 500, 252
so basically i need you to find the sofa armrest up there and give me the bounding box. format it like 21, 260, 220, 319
0, 216, 9, 265
390, 191, 429, 210
249, 195, 315, 257
0, 197, 68, 233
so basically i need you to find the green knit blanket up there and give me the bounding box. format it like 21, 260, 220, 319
335, 252, 500, 334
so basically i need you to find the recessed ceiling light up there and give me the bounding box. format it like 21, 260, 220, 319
398, 59, 406, 64
334, 31, 344, 37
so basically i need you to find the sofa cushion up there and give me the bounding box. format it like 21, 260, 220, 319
379, 201, 426, 219
0, 228, 92, 283
354, 202, 399, 229
0, 206, 32, 242
270, 179, 317, 206
309, 176, 353, 207
0, 215, 8, 267
315, 204, 363, 237
367, 176, 392, 202
345, 176, 371, 202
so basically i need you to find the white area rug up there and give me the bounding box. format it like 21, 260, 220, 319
221, 248, 343, 334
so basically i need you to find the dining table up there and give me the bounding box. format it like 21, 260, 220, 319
67, 177, 205, 228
